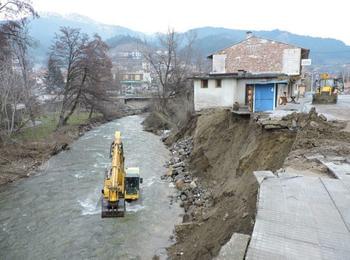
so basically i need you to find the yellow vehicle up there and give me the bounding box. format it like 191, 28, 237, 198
312, 73, 344, 104
101, 131, 142, 218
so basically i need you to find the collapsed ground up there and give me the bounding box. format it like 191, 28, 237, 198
153, 108, 350, 259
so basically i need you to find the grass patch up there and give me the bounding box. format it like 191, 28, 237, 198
15, 111, 101, 142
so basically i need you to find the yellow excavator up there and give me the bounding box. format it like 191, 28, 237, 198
101, 131, 142, 218
312, 73, 344, 104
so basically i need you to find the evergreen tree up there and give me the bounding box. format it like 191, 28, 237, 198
44, 56, 64, 93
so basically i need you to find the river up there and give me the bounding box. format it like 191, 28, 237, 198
0, 115, 181, 259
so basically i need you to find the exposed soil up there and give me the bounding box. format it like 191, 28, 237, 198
164, 108, 350, 260
166, 109, 296, 259
283, 109, 350, 174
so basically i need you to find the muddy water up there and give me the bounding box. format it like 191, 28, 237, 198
0, 115, 181, 259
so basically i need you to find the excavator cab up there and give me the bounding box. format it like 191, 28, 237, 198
125, 167, 143, 201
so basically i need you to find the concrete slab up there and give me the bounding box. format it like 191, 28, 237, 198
320, 161, 350, 180
232, 110, 251, 115
216, 233, 250, 260
246, 172, 350, 260
319, 160, 350, 192
253, 171, 275, 185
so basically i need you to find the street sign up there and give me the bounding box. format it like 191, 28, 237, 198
302, 59, 312, 66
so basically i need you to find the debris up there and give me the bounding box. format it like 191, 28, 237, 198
175, 179, 185, 190
310, 121, 319, 128
190, 180, 197, 189
223, 212, 229, 221
319, 114, 327, 121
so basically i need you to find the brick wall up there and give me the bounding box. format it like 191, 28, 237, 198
216, 37, 301, 74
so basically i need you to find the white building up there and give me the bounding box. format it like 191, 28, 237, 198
193, 73, 289, 111
193, 33, 309, 112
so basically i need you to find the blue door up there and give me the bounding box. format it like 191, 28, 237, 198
254, 83, 275, 112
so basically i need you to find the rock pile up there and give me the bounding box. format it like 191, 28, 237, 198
162, 137, 214, 223
254, 108, 329, 130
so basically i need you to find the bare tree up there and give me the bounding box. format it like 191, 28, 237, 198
0, 59, 22, 134
0, 0, 37, 140
0, 0, 36, 18
0, 1, 38, 46
79, 34, 113, 118
49, 27, 89, 128
50, 28, 114, 127
142, 28, 196, 111
10, 19, 38, 125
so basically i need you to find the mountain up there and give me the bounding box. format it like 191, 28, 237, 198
24, 13, 350, 69
28, 12, 145, 63
186, 27, 350, 66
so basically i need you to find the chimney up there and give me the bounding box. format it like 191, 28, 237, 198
246, 31, 253, 39
237, 69, 247, 76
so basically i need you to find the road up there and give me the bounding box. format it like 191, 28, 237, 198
272, 94, 350, 122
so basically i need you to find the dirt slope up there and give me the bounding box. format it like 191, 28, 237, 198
168, 109, 296, 259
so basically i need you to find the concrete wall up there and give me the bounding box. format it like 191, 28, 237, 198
234, 80, 247, 104
194, 79, 237, 111
194, 77, 287, 111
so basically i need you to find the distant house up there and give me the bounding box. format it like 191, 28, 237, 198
193, 32, 310, 112
110, 43, 155, 96
119, 72, 152, 95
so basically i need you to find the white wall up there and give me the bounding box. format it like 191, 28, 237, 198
282, 48, 301, 75
194, 78, 284, 111
194, 79, 237, 111
234, 80, 247, 104
212, 54, 226, 73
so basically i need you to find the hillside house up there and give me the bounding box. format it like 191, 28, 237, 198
119, 72, 152, 95
193, 32, 310, 112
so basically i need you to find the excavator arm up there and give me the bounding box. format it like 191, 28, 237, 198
101, 131, 142, 218
101, 131, 126, 218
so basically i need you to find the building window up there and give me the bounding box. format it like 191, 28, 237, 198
201, 79, 208, 88
215, 79, 222, 88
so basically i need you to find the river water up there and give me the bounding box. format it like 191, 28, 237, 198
0, 115, 181, 259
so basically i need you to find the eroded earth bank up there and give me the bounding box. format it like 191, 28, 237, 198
162, 108, 350, 259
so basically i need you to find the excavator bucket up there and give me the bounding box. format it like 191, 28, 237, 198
312, 93, 338, 104
101, 198, 125, 218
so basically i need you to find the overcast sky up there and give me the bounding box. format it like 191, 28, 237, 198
32, 0, 350, 45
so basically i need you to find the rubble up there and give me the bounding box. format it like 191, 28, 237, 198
162, 137, 214, 224
255, 108, 338, 131
166, 108, 350, 259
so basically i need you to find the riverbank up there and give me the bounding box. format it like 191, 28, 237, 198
0, 110, 140, 186
161, 108, 350, 259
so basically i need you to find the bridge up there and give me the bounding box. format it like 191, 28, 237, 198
111, 95, 154, 111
